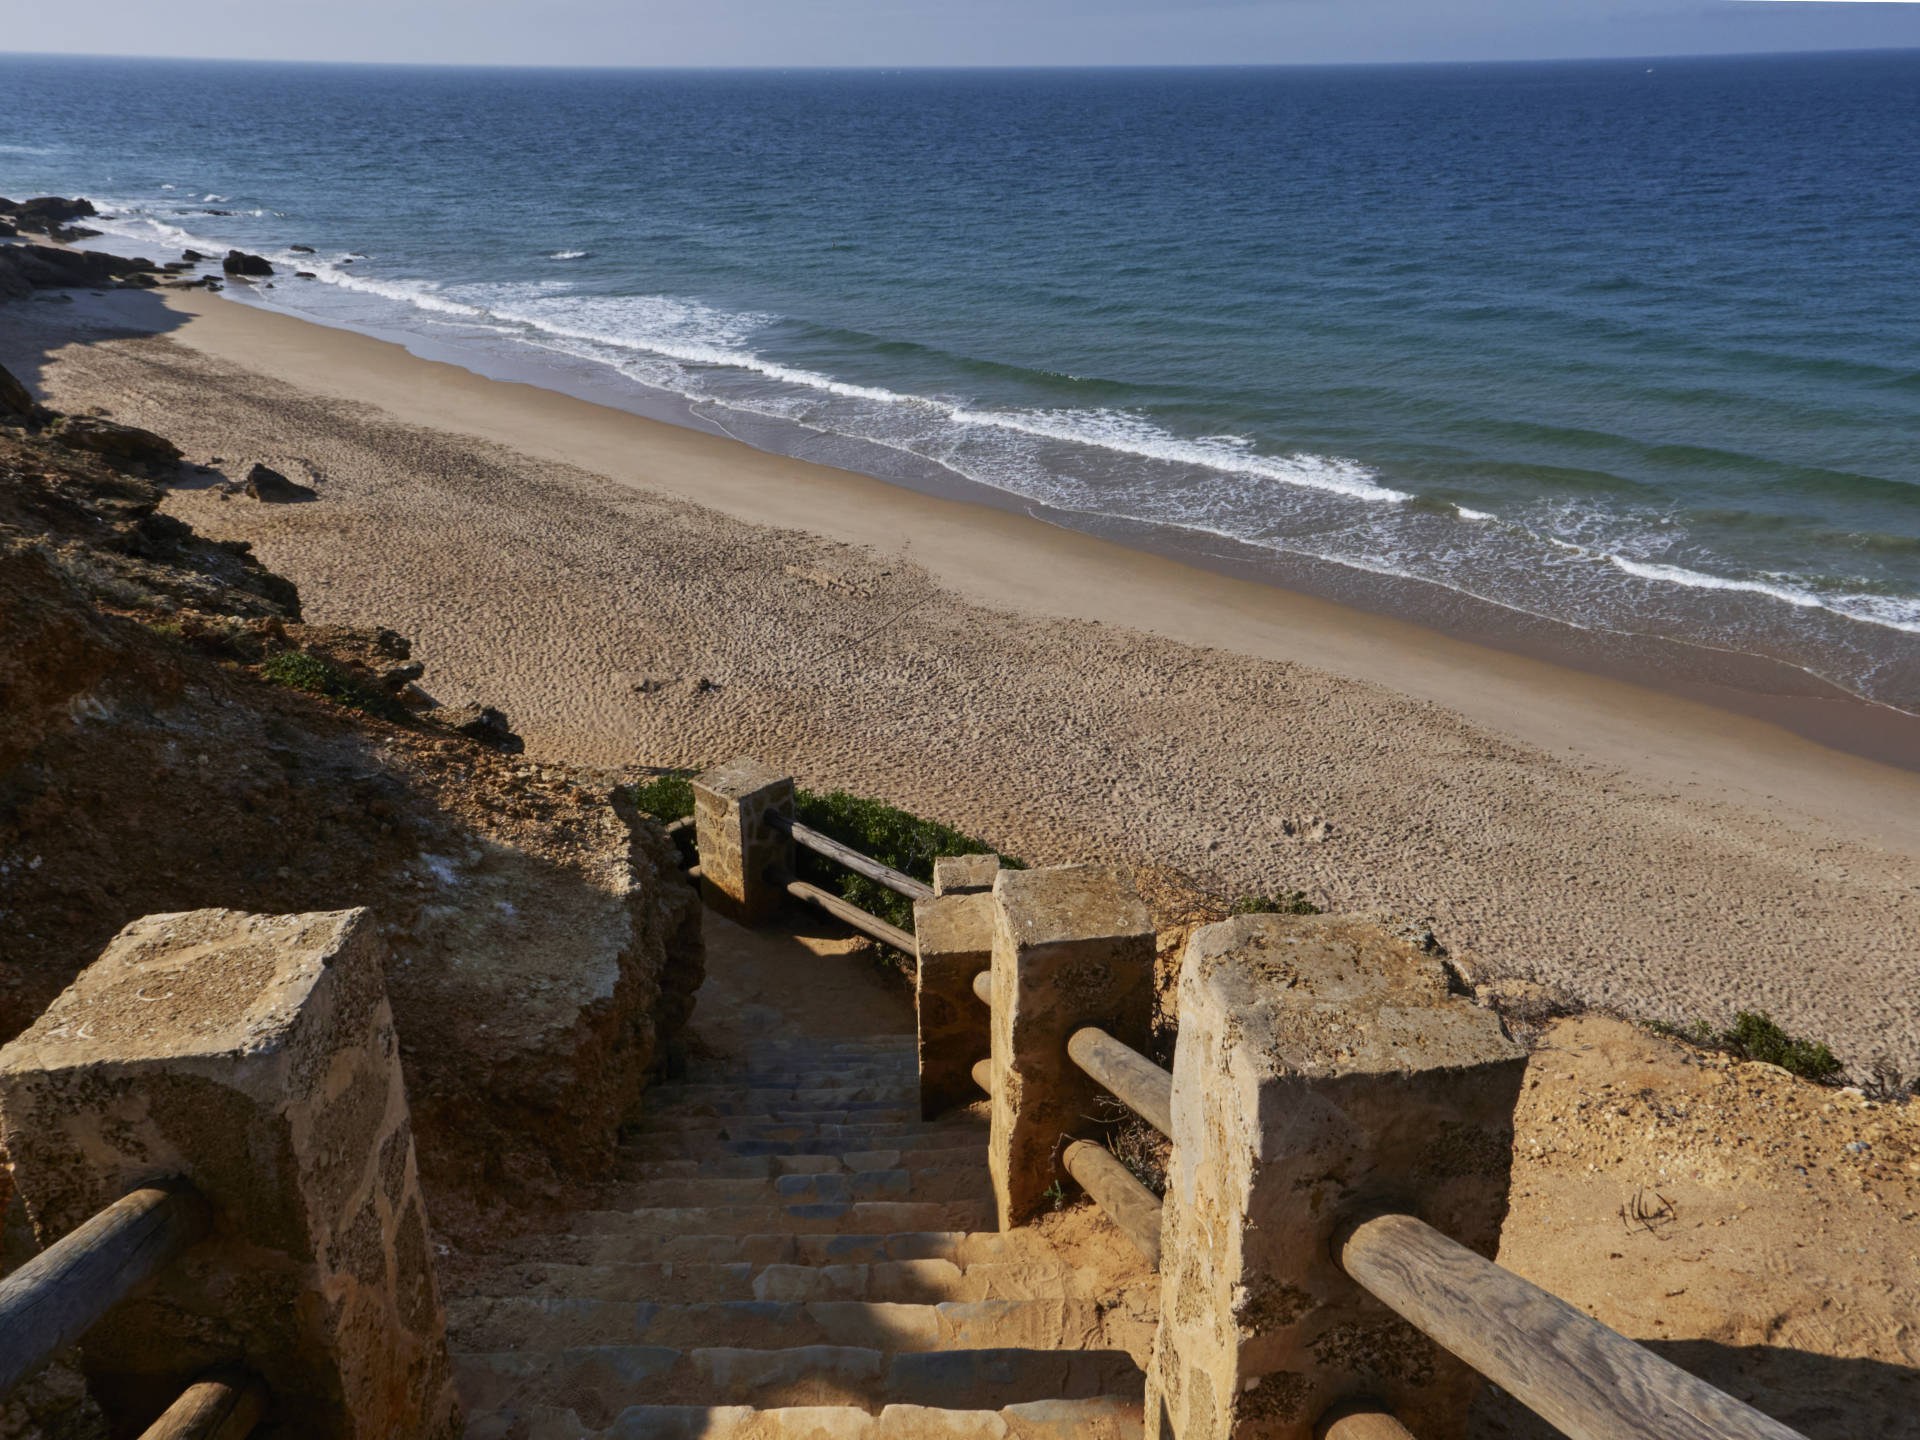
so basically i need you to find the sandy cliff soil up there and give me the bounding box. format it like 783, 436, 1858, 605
0, 422, 702, 1234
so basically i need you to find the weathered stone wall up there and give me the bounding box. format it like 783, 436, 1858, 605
0, 908, 461, 1440
1147, 914, 1527, 1440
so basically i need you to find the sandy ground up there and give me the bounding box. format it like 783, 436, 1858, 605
3, 291, 1918, 1083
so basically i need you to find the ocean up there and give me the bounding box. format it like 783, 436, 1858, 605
4, 52, 1917, 713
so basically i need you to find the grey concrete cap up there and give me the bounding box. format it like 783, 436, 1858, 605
1184, 913, 1524, 1077
991, 864, 1152, 949
933, 853, 1002, 896
914, 892, 996, 955
0, 907, 368, 1069
694, 756, 790, 801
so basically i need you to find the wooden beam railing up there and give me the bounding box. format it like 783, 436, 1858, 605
137, 1369, 268, 1440
785, 879, 916, 955
768, 813, 934, 902
1063, 1141, 1162, 1267
0, 1182, 210, 1397
1067, 1025, 1173, 1139
971, 970, 992, 1006
1336, 1212, 1809, 1440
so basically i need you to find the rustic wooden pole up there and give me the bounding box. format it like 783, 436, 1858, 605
0, 1184, 210, 1396
971, 1058, 993, 1095
771, 815, 934, 901
971, 970, 992, 1005
137, 1370, 268, 1440
1315, 1402, 1418, 1440
786, 880, 916, 955
1338, 1213, 1808, 1440
1067, 1025, 1173, 1138
1062, 1140, 1162, 1268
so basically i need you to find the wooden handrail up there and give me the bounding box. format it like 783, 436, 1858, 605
770, 814, 934, 902
1316, 1403, 1417, 1440
971, 970, 992, 1006
1337, 1213, 1808, 1440
972, 1058, 993, 1094
1062, 1140, 1162, 1268
786, 879, 916, 955
663, 815, 694, 837
0, 1183, 211, 1396
138, 1370, 268, 1440
1067, 1026, 1172, 1139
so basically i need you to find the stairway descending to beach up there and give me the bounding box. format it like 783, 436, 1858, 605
451, 1033, 1147, 1440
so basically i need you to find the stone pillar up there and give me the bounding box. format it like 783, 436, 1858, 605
692, 757, 794, 925
1146, 914, 1528, 1440
987, 865, 1155, 1229
912, 891, 994, 1119
0, 908, 461, 1440
933, 853, 1001, 897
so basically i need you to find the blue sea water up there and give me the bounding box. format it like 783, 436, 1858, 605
4, 52, 1918, 710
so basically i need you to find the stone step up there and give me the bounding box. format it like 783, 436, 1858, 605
641, 1102, 926, 1124
509, 1230, 1073, 1271
607, 1171, 992, 1210
570, 1202, 998, 1238
645, 1084, 920, 1109
453, 1344, 1142, 1420
463, 1258, 1112, 1306
620, 1132, 984, 1162
673, 1066, 920, 1087
630, 1116, 983, 1141
448, 1298, 1110, 1354
466, 1396, 1142, 1440
626, 1145, 985, 1181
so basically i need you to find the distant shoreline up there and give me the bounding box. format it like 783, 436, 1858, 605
154, 282, 1920, 773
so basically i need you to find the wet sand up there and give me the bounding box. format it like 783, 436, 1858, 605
4, 289, 1917, 1075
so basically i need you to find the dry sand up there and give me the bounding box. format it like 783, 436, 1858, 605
4, 290, 1917, 1078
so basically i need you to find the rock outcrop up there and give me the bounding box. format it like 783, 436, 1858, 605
0, 243, 161, 301
52, 415, 183, 471
223, 249, 274, 277
243, 461, 316, 502
0, 196, 98, 235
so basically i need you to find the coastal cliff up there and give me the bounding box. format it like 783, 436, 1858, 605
0, 370, 704, 1229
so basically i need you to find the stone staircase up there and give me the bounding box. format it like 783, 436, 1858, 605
453, 1034, 1147, 1440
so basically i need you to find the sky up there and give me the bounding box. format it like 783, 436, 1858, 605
8, 0, 1920, 68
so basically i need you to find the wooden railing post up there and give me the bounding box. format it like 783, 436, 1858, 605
0, 908, 462, 1440
986, 864, 1155, 1229
1146, 914, 1528, 1440
692, 757, 794, 925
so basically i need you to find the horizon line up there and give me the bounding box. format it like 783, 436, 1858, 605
4, 44, 1919, 74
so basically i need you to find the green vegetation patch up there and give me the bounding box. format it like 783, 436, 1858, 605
1229, 891, 1321, 917
1651, 1009, 1842, 1083
260, 651, 409, 723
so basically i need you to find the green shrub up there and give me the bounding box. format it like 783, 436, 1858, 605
1650, 1009, 1841, 1083
631, 770, 1020, 934
1229, 891, 1320, 917
260, 651, 409, 722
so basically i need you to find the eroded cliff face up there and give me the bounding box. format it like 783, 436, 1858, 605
0, 417, 703, 1232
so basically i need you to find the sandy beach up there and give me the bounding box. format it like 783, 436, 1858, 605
4, 288, 1917, 1075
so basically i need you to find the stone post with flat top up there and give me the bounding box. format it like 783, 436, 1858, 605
0, 907, 460, 1440
1146, 913, 1528, 1440
987, 864, 1155, 1229
692, 757, 794, 925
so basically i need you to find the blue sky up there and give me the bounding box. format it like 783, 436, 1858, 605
10, 0, 1920, 67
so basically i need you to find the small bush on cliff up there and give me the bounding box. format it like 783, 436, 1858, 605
629, 770, 697, 824
1652, 1010, 1841, 1083
1229, 891, 1320, 917
260, 651, 409, 722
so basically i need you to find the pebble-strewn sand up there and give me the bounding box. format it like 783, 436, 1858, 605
6, 293, 1917, 1078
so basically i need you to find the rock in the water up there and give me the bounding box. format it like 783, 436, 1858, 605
433, 702, 523, 751
182, 249, 205, 262
294, 271, 316, 280
0, 195, 97, 234
289, 244, 316, 254
0, 244, 159, 299
51, 416, 183, 468
222, 250, 274, 277
0, 362, 40, 421
243, 463, 318, 503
